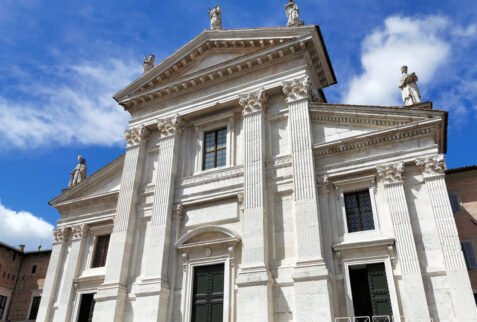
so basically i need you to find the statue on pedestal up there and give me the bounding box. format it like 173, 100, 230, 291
285, 0, 303, 26
208, 5, 222, 30
143, 54, 155, 74
68, 155, 87, 188
398, 65, 422, 106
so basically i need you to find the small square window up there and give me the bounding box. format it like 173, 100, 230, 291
203, 128, 227, 170
344, 190, 375, 233
32, 265, 37, 274
91, 235, 110, 268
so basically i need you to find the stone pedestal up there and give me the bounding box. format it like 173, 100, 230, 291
36, 228, 68, 322
377, 162, 431, 322
416, 155, 477, 321
283, 76, 333, 321
93, 126, 149, 322
138, 115, 183, 322
236, 89, 273, 322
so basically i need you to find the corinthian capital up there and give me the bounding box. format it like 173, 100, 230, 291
415, 154, 445, 178
53, 228, 68, 243
282, 76, 310, 103
238, 88, 268, 115
377, 162, 404, 184
157, 114, 183, 137
71, 224, 89, 240
125, 125, 150, 147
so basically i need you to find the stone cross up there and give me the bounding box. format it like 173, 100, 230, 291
143, 54, 155, 74
398, 65, 422, 106
68, 155, 87, 188
208, 5, 222, 30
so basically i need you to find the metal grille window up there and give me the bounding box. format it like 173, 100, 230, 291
29, 296, 41, 320
203, 128, 227, 170
0, 295, 7, 319
344, 190, 375, 233
462, 242, 477, 269
92, 234, 110, 268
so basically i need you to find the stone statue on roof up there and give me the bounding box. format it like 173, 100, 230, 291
143, 54, 155, 74
285, 0, 303, 26
398, 65, 422, 106
68, 155, 87, 188
209, 5, 222, 30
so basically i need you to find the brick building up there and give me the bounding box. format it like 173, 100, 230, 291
446, 165, 477, 303
0, 242, 50, 322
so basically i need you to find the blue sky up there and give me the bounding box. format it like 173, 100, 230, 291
0, 0, 476, 250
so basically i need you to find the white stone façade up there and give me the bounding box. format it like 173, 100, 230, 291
37, 25, 477, 322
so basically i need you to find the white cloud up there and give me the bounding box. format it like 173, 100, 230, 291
343, 15, 451, 106
0, 58, 140, 150
0, 200, 54, 251
452, 24, 476, 38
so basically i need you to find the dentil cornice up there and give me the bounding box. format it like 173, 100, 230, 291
238, 88, 268, 115
415, 154, 446, 178
125, 125, 150, 147
377, 162, 404, 184
157, 114, 183, 137
282, 76, 310, 103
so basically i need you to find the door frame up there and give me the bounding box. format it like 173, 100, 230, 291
342, 256, 399, 320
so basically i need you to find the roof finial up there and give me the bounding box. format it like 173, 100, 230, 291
208, 5, 222, 30
398, 65, 422, 106
285, 0, 304, 27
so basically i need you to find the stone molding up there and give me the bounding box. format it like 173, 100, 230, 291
309, 111, 411, 128
177, 165, 244, 188
415, 154, 445, 178
377, 162, 404, 185
53, 227, 68, 243
71, 224, 89, 240
157, 114, 183, 138
124, 125, 150, 147
313, 124, 436, 158
55, 193, 118, 214
237, 191, 244, 213
238, 88, 268, 115
265, 155, 292, 170
282, 76, 310, 103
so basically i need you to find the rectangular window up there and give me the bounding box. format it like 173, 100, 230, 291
91, 235, 110, 268
0, 295, 7, 319
77, 293, 95, 322
462, 242, 477, 269
191, 264, 224, 322
203, 128, 227, 170
344, 190, 375, 233
29, 296, 41, 320
449, 194, 460, 213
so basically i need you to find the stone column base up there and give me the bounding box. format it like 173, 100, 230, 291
236, 267, 273, 322
93, 283, 127, 322
134, 278, 171, 322
292, 261, 333, 322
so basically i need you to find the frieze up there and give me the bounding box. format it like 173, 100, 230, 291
56, 193, 118, 213
177, 166, 244, 188
415, 154, 446, 178
310, 112, 410, 128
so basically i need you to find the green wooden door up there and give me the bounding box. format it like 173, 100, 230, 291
366, 263, 393, 319
191, 264, 224, 322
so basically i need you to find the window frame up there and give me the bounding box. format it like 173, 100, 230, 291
202, 128, 227, 170
334, 175, 381, 239
192, 112, 235, 175
91, 234, 110, 269
343, 190, 375, 233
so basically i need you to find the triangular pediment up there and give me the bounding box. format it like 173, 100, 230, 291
114, 26, 337, 110
49, 154, 124, 207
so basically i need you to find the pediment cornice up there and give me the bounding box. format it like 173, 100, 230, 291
114, 26, 336, 112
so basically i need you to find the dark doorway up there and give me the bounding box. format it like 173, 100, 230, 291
191, 263, 224, 322
349, 263, 393, 321
77, 293, 95, 322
